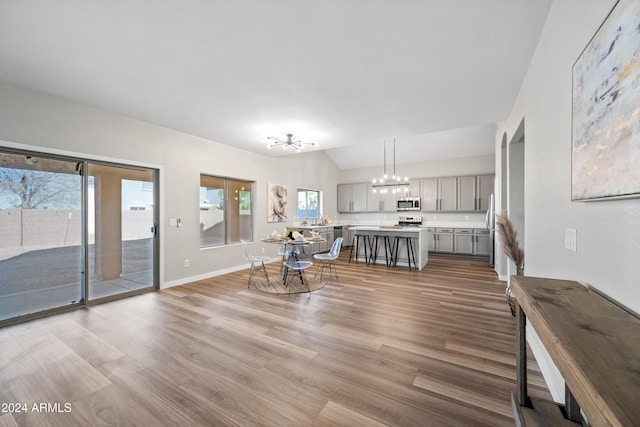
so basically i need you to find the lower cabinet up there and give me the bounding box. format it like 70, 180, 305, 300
453, 228, 473, 254
302, 227, 334, 254
434, 228, 454, 252
342, 227, 354, 248
427, 227, 490, 257
473, 229, 491, 256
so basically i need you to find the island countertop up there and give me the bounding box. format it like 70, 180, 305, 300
349, 226, 424, 232
348, 226, 428, 270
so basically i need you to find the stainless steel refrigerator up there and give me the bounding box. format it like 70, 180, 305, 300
485, 193, 496, 267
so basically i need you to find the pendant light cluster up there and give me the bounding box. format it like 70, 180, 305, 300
371, 139, 409, 194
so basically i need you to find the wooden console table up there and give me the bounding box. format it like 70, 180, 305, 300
511, 276, 640, 427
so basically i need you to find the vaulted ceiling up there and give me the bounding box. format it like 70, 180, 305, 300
0, 1, 552, 169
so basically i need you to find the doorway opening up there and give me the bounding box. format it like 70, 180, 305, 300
0, 149, 159, 325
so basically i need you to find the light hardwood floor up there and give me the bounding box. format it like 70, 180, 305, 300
0, 253, 551, 426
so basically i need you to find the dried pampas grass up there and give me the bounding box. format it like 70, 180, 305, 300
496, 210, 524, 316
495, 210, 524, 269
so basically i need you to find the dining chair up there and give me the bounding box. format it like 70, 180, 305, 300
277, 242, 288, 273
313, 237, 343, 281
283, 258, 313, 293
241, 240, 271, 288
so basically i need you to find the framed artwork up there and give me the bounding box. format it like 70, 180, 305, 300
572, 0, 640, 201
268, 183, 287, 222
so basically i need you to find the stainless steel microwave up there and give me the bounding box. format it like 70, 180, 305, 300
397, 197, 421, 211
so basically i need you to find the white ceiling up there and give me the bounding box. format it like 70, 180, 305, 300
0, 1, 552, 170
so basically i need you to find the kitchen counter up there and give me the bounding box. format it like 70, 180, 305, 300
421, 221, 487, 229
348, 226, 424, 232
294, 225, 334, 230
349, 226, 429, 270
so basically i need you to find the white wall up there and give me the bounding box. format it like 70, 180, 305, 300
337, 154, 495, 224
0, 82, 340, 287
495, 0, 638, 401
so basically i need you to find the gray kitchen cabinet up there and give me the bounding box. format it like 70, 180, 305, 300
454, 228, 474, 254
435, 228, 454, 252
342, 226, 354, 247
301, 227, 334, 254
457, 176, 477, 211
383, 187, 400, 211
426, 228, 436, 251
337, 184, 351, 212
421, 177, 456, 211
408, 179, 421, 198
476, 175, 495, 211
473, 228, 491, 256
338, 183, 368, 212
320, 229, 334, 252
457, 174, 495, 211
367, 183, 399, 212
420, 178, 438, 211
438, 177, 458, 211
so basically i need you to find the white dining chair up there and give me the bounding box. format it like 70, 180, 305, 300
313, 237, 343, 281
241, 240, 271, 288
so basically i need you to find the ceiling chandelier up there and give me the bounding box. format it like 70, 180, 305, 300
372, 139, 409, 194
266, 133, 315, 152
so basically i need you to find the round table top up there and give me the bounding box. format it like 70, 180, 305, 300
261, 237, 326, 245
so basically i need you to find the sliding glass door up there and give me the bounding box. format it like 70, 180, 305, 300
0, 152, 83, 321
0, 150, 158, 323
87, 163, 157, 301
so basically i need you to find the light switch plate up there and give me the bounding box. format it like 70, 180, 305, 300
565, 228, 577, 252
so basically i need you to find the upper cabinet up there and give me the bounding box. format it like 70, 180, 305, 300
420, 177, 457, 211
337, 183, 368, 212
339, 174, 494, 213
457, 174, 495, 211
457, 176, 476, 211
438, 177, 458, 211
420, 178, 438, 211
367, 184, 398, 212
476, 175, 495, 211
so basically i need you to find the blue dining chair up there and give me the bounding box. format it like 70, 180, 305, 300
313, 237, 343, 281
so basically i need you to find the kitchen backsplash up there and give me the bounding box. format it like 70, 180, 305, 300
334, 211, 487, 226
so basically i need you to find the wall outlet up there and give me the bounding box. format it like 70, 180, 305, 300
464, 215, 469, 220
184, 259, 190, 268
565, 228, 577, 252
261, 247, 265, 253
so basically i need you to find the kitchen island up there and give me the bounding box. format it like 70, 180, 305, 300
349, 226, 429, 270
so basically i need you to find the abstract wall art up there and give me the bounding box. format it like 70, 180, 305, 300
268, 183, 287, 222
572, 0, 640, 200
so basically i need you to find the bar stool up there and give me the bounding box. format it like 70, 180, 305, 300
369, 234, 392, 268
392, 236, 417, 271
348, 234, 369, 264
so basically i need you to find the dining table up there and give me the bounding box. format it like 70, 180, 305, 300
261, 236, 326, 284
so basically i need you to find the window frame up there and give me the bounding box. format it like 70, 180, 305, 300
297, 188, 322, 221
200, 174, 254, 247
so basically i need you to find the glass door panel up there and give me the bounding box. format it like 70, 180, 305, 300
87, 163, 156, 300
0, 152, 82, 321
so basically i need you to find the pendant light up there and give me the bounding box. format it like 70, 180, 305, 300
371, 139, 409, 194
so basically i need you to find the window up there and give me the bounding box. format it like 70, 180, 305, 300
200, 175, 253, 247
297, 189, 320, 220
